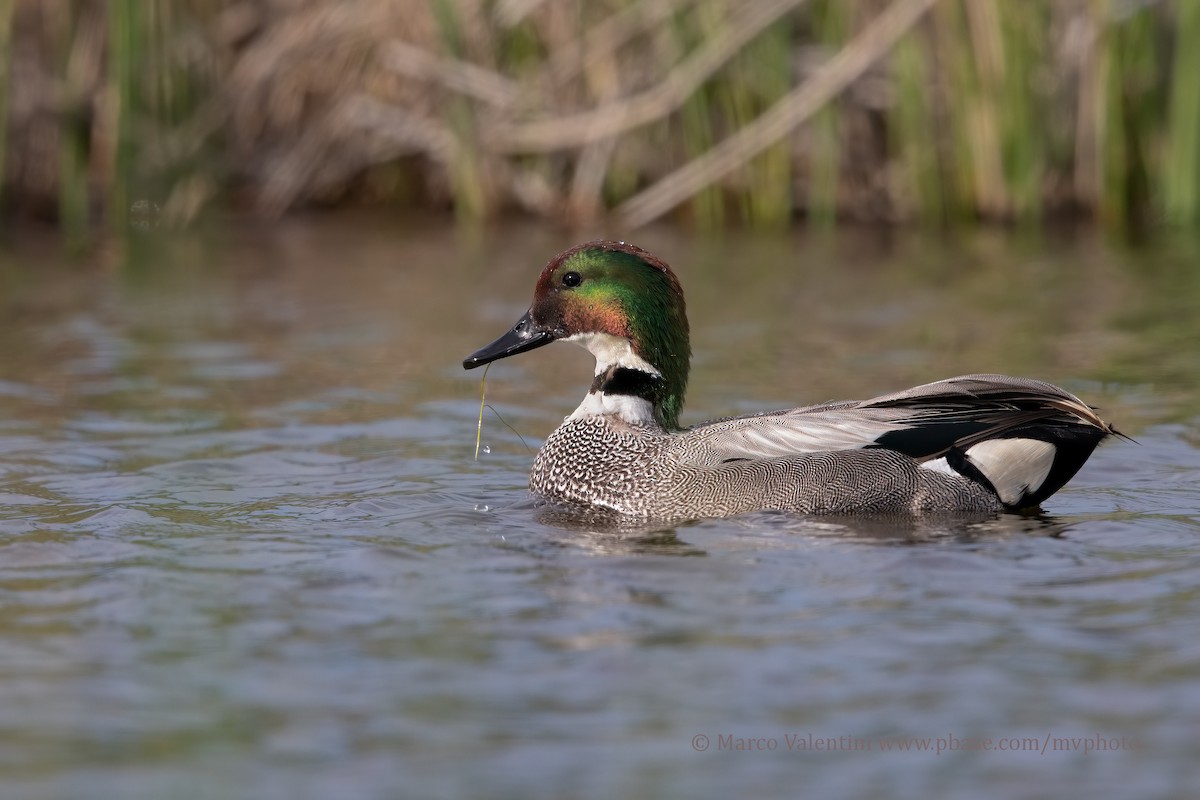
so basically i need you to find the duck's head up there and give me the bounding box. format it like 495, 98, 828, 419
463, 241, 691, 430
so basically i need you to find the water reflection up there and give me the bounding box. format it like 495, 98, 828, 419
529, 501, 704, 555
0, 221, 1198, 798
531, 495, 1078, 550
741, 509, 1078, 544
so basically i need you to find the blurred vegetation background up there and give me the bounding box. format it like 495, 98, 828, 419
1, 0, 1198, 241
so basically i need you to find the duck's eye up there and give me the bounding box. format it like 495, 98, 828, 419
561, 271, 582, 288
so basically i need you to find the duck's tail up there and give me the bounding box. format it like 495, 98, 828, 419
867, 374, 1123, 510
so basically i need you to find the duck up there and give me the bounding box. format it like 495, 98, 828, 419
463, 240, 1119, 519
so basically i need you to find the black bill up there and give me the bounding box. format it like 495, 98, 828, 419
463, 309, 557, 369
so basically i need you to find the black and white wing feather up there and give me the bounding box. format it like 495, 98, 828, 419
685, 374, 1119, 509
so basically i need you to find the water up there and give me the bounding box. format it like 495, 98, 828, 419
1, 219, 1199, 799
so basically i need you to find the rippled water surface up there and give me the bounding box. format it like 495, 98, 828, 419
2, 220, 1199, 798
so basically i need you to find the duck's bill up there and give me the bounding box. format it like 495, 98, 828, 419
463, 309, 556, 369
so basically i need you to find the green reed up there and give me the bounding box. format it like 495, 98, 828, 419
107, 0, 136, 231
932, 0, 982, 223
1164, 0, 1200, 227
7, 0, 1200, 240
0, 0, 13, 216
674, 1, 725, 227
56, 0, 90, 249
432, 0, 489, 222
731, 15, 792, 229
1100, 5, 1160, 235
890, 27, 942, 225
997, 2, 1046, 224
806, 0, 848, 228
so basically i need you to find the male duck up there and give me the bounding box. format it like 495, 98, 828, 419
463, 241, 1118, 519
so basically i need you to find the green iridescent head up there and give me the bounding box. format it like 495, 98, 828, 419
463, 241, 691, 430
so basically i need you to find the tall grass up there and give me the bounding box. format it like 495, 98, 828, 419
806, 0, 848, 228
1, 0, 1199, 239
107, 0, 137, 231
674, 3, 725, 228
1164, 0, 1200, 226
55, 0, 92, 249
891, 19, 939, 225
0, 0, 13, 217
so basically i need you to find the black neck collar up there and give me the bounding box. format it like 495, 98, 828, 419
590, 365, 663, 403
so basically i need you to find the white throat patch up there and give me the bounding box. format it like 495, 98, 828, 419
566, 392, 657, 425
562, 332, 661, 377
560, 332, 660, 426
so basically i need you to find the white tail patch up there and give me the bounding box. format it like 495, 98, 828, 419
919, 457, 958, 477
965, 438, 1057, 506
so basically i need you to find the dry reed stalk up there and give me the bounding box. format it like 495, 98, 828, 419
489, 0, 809, 152
617, 0, 936, 228
538, 0, 703, 96
566, 8, 623, 225
1, 0, 1196, 235
380, 40, 519, 108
